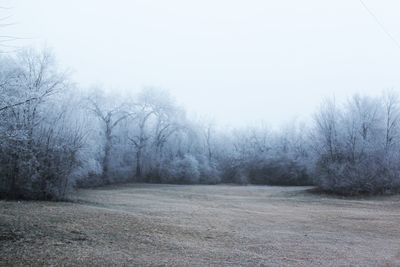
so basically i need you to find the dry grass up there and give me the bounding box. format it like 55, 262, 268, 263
1, 184, 400, 266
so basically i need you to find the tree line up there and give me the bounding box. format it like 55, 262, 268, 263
1, 49, 400, 199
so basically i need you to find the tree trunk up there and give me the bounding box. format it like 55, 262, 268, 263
102, 127, 112, 183
135, 148, 142, 179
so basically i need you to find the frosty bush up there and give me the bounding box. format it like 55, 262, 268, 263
0, 50, 84, 200
163, 155, 201, 184
198, 159, 222, 184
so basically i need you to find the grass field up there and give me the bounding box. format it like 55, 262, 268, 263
1, 184, 400, 266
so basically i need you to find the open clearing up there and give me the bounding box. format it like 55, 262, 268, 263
1, 184, 400, 267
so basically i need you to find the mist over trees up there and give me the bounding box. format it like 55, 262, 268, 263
1, 49, 400, 199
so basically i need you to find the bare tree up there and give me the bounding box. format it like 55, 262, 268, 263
87, 92, 131, 183
313, 98, 340, 162
382, 91, 400, 150
128, 103, 155, 179
203, 122, 215, 162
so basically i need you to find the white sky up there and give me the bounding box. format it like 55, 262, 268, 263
4, 0, 400, 127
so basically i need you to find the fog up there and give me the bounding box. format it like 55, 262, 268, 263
3, 3, 400, 266
4, 0, 400, 126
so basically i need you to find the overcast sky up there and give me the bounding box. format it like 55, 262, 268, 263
4, 0, 400, 127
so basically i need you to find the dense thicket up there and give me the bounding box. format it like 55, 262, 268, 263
313, 94, 400, 195
0, 50, 84, 199
1, 49, 399, 199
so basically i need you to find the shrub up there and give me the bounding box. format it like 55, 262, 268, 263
163, 154, 201, 184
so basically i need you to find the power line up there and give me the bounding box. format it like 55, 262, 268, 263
358, 0, 400, 50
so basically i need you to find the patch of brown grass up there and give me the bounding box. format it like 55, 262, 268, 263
1, 184, 400, 266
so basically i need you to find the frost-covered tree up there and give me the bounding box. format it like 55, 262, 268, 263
0, 49, 84, 199
313, 93, 400, 195
87, 90, 131, 183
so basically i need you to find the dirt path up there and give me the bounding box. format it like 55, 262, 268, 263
1, 184, 400, 266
